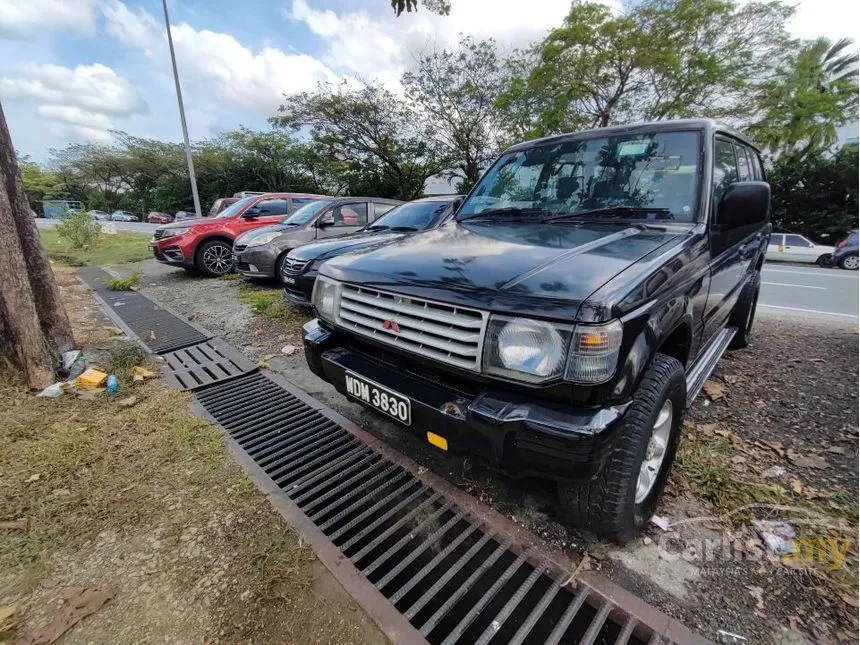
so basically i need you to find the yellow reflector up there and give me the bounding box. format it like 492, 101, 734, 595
427, 432, 448, 451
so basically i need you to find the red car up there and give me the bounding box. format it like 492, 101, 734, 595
146, 211, 173, 224
149, 192, 328, 276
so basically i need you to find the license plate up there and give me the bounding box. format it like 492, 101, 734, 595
344, 371, 411, 425
282, 276, 296, 285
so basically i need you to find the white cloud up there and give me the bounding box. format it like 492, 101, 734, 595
0, 0, 100, 38
1, 62, 147, 141
100, 0, 160, 55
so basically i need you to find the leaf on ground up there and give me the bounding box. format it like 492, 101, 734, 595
698, 423, 718, 436
746, 584, 765, 611
825, 446, 847, 455
117, 396, 138, 408
0, 604, 16, 624
103, 326, 123, 335
26, 473, 41, 483
788, 453, 829, 470
15, 587, 115, 645
840, 593, 859, 608
0, 520, 27, 531
790, 480, 805, 495
148, 330, 157, 341
703, 380, 727, 401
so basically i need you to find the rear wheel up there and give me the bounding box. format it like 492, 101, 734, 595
728, 270, 760, 350
195, 239, 233, 277
816, 254, 832, 267
839, 253, 859, 270
558, 353, 685, 544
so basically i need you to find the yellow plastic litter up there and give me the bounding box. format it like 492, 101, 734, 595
75, 368, 108, 390
132, 366, 156, 379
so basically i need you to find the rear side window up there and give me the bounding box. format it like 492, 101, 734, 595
713, 138, 739, 205
736, 146, 753, 181
256, 199, 288, 215
785, 234, 812, 247
748, 149, 765, 181
290, 197, 319, 212
374, 202, 396, 217
325, 202, 369, 227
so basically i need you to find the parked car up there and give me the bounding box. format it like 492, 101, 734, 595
232, 197, 402, 280
831, 229, 858, 270
88, 210, 110, 221
303, 119, 771, 543
282, 196, 461, 305
111, 210, 137, 222
766, 233, 832, 265
150, 192, 329, 276
208, 197, 239, 217
174, 210, 197, 221
147, 211, 173, 224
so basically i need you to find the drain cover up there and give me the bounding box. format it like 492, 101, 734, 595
160, 339, 256, 390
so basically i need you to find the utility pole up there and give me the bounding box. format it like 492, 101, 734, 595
162, 0, 202, 218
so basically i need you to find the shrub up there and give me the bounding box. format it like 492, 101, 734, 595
56, 211, 101, 250
106, 271, 141, 291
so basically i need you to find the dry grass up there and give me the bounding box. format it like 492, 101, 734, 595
40, 229, 152, 266
237, 283, 309, 324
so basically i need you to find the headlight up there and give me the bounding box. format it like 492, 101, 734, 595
312, 276, 340, 322
245, 232, 281, 247
483, 316, 623, 384
484, 317, 571, 383
158, 227, 189, 239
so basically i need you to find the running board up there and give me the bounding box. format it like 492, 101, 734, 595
685, 326, 737, 408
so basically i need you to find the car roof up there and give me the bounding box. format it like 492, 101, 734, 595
250, 192, 330, 199
409, 195, 464, 203
505, 118, 760, 154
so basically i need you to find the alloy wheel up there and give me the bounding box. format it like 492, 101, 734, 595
202, 244, 232, 275
635, 399, 673, 504
842, 255, 859, 270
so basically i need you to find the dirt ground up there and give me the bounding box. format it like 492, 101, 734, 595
134, 260, 859, 645
0, 268, 386, 645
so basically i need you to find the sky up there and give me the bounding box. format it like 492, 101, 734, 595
0, 0, 856, 162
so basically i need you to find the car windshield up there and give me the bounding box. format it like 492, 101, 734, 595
365, 201, 451, 231
215, 195, 256, 218
281, 199, 332, 225
457, 131, 701, 223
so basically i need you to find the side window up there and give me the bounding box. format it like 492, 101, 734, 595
784, 234, 812, 247
255, 199, 288, 215
321, 202, 368, 227
374, 202, 395, 217
712, 138, 739, 206
748, 149, 765, 181
290, 197, 317, 212
768, 234, 783, 247
736, 146, 753, 181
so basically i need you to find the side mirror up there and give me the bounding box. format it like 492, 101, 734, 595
317, 217, 333, 228
716, 181, 770, 230
242, 207, 260, 219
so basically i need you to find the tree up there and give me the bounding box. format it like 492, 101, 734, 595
391, 0, 450, 16
495, 0, 793, 140
747, 38, 858, 159
0, 99, 73, 389
18, 157, 64, 213
403, 36, 505, 191
273, 82, 451, 200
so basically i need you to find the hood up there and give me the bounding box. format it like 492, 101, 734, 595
161, 217, 209, 228
320, 220, 686, 319
235, 224, 290, 243
289, 231, 404, 262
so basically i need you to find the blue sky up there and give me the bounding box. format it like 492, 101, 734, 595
0, 0, 855, 162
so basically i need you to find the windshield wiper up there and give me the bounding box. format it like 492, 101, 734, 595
459, 206, 550, 221
542, 206, 674, 223
365, 224, 389, 231
388, 226, 418, 232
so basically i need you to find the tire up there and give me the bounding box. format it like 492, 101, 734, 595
558, 354, 685, 544
728, 270, 760, 350
838, 253, 859, 271
274, 251, 290, 282
195, 239, 233, 277
816, 254, 832, 267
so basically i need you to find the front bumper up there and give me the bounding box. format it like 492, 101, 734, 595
233, 245, 277, 278
282, 270, 316, 306
303, 320, 628, 482
150, 241, 191, 267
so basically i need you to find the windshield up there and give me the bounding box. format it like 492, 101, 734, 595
367, 200, 452, 231
215, 195, 256, 218
281, 199, 331, 225
458, 131, 701, 222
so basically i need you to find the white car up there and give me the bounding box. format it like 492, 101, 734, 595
766, 233, 833, 266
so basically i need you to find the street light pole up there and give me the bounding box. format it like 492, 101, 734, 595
162, 0, 202, 219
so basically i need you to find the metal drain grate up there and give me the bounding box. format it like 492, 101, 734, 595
196, 372, 707, 645
160, 339, 256, 390
78, 266, 210, 353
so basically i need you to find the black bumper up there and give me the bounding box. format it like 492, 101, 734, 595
151, 245, 191, 268
303, 321, 628, 482
282, 271, 315, 306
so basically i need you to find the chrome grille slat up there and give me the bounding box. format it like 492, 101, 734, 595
335, 284, 487, 371
283, 257, 310, 274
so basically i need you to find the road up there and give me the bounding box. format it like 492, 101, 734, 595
36, 218, 159, 234
760, 263, 858, 321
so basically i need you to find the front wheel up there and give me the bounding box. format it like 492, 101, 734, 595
558, 353, 685, 544
839, 254, 859, 270
195, 240, 234, 277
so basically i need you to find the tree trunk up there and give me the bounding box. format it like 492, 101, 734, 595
0, 98, 73, 388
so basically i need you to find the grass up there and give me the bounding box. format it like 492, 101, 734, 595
40, 228, 152, 266
236, 282, 309, 324
105, 271, 141, 291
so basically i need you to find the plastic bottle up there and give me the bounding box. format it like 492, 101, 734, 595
106, 374, 119, 395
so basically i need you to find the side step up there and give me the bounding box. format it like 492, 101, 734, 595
685, 327, 736, 407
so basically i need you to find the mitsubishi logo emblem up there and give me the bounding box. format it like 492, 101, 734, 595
382, 319, 401, 333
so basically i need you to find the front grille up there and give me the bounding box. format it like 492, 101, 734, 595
335, 285, 487, 371
282, 257, 310, 275
233, 243, 247, 253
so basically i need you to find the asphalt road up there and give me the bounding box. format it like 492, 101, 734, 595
36, 218, 159, 234
760, 262, 858, 321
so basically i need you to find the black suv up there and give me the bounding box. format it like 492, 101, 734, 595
303, 119, 770, 543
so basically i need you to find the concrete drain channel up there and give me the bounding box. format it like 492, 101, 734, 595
80, 267, 710, 645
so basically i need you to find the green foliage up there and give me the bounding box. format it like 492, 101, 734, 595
106, 271, 141, 291
391, 0, 450, 16
768, 145, 859, 242
18, 157, 64, 213
55, 211, 101, 250
747, 38, 859, 158
40, 230, 152, 266
273, 82, 450, 200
